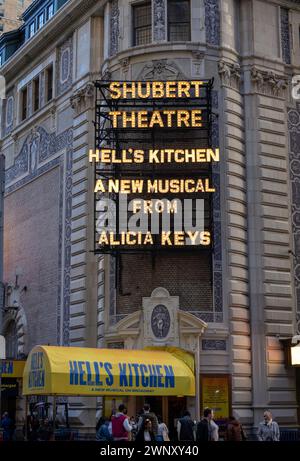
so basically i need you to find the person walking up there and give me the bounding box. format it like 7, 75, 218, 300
226, 416, 246, 441
111, 404, 132, 441
137, 403, 159, 437
210, 418, 219, 441
157, 415, 169, 442
177, 411, 195, 442
257, 410, 280, 441
196, 408, 213, 442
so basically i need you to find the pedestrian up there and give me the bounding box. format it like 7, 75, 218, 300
37, 418, 54, 441
129, 416, 138, 441
1, 412, 14, 441
210, 417, 219, 441
177, 411, 195, 442
257, 410, 280, 441
135, 418, 156, 443
96, 416, 113, 441
137, 403, 159, 437
226, 416, 246, 441
157, 415, 169, 442
111, 404, 132, 441
196, 408, 213, 442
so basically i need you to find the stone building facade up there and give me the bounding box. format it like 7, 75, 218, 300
1, 0, 300, 435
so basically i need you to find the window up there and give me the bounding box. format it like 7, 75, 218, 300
45, 64, 53, 102
0, 9, 4, 17
4, 321, 18, 359
21, 86, 27, 120
38, 12, 44, 29
133, 3, 152, 46
33, 76, 40, 112
0, 53, 2, 66
47, 3, 54, 19
168, 0, 190, 41
0, 24, 3, 32
29, 21, 35, 38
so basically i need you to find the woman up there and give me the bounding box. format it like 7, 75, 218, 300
135, 418, 156, 443
157, 415, 169, 442
210, 418, 219, 441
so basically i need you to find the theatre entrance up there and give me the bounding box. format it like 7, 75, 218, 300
135, 396, 187, 440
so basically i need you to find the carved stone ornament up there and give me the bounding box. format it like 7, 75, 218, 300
101, 69, 112, 81
142, 287, 179, 346
192, 51, 205, 61
138, 59, 184, 81
250, 67, 288, 97
110, 0, 120, 56
218, 60, 241, 89
153, 0, 166, 42
151, 305, 171, 339
70, 82, 95, 113
119, 57, 130, 77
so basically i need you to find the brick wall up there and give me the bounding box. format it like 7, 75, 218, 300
4, 167, 60, 351
116, 252, 213, 314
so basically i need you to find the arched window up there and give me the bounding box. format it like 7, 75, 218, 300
4, 321, 18, 359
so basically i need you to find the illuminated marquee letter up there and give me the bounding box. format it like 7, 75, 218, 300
109, 82, 122, 99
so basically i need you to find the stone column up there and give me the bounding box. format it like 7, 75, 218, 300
218, 60, 253, 425
244, 67, 296, 427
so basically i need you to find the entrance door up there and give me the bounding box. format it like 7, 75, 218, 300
1, 378, 18, 423
168, 397, 187, 441
143, 396, 163, 418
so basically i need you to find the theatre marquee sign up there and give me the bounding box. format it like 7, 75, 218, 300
91, 80, 218, 253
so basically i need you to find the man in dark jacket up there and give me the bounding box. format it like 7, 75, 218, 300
137, 404, 159, 436
196, 408, 213, 442
177, 411, 195, 441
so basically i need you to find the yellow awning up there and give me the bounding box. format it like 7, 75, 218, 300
23, 346, 195, 397
1, 360, 26, 378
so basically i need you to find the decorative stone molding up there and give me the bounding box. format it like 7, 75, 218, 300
70, 82, 95, 114
205, 0, 220, 46
288, 106, 300, 334
179, 311, 207, 351
153, 0, 166, 42
137, 59, 184, 80
102, 69, 112, 81
5, 126, 73, 347
191, 51, 205, 78
105, 310, 141, 342
250, 67, 288, 98
110, 0, 119, 56
143, 288, 179, 346
211, 93, 223, 323
119, 57, 130, 78
280, 7, 291, 65
192, 51, 205, 61
5, 95, 14, 135
57, 37, 73, 96
218, 60, 241, 90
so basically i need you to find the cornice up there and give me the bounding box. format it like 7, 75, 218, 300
1, 0, 105, 82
